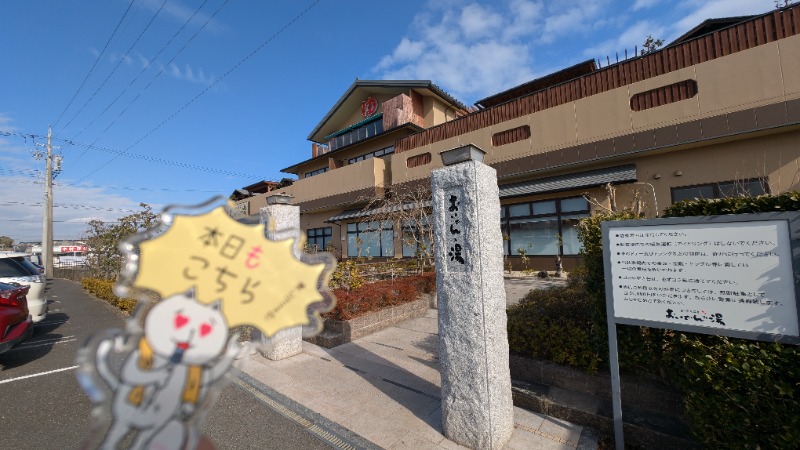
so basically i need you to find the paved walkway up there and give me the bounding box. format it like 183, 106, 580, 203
240, 308, 594, 450
503, 275, 567, 306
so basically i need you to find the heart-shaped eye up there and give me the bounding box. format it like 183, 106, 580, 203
200, 323, 213, 337
175, 314, 189, 329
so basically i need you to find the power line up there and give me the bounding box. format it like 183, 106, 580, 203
0, 130, 261, 178
0, 200, 140, 213
0, 176, 222, 194
57, 0, 169, 134
69, 0, 214, 142
51, 0, 137, 129
73, 0, 321, 183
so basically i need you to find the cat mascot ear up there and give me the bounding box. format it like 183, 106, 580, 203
184, 287, 197, 299
209, 300, 222, 311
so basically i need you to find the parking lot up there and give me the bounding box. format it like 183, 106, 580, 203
0, 279, 334, 450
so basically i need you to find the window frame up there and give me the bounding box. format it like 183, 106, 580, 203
670, 178, 768, 203
348, 146, 395, 165
346, 220, 394, 258
304, 167, 328, 178
306, 227, 333, 252
500, 196, 590, 256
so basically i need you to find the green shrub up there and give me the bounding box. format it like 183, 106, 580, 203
659, 192, 800, 448
575, 210, 672, 374
666, 334, 800, 449
82, 278, 137, 313
507, 275, 602, 373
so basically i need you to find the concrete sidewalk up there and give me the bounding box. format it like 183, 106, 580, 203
240, 309, 597, 450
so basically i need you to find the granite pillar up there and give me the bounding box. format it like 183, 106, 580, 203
431, 144, 514, 450
257, 197, 303, 360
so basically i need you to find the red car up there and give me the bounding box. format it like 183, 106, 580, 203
0, 281, 34, 354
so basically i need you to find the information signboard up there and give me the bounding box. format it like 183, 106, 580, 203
606, 217, 800, 341
601, 212, 800, 449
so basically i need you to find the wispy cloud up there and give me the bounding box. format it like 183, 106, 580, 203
373, 0, 774, 104
0, 112, 18, 132
138, 0, 225, 33
632, 0, 661, 11
168, 63, 216, 85
670, 0, 768, 40
372, 1, 549, 103
584, 20, 667, 59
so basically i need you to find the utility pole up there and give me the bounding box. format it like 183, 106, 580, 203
41, 127, 54, 278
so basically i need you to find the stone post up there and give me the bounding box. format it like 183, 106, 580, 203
257, 194, 303, 360
431, 144, 514, 450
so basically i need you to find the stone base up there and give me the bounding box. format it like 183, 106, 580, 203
304, 297, 429, 348
260, 326, 302, 360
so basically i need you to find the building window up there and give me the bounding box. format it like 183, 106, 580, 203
348, 146, 395, 165
327, 116, 384, 151
630, 79, 698, 111
492, 125, 531, 147
306, 227, 332, 251
671, 179, 767, 203
500, 197, 589, 256
346, 220, 394, 257
406, 153, 432, 168
401, 217, 431, 258
305, 167, 328, 178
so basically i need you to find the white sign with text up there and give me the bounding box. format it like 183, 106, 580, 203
608, 220, 799, 337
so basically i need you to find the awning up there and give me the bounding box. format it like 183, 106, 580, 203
498, 164, 637, 198
326, 200, 432, 223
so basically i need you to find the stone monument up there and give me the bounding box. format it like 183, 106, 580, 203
257, 194, 303, 361
431, 144, 514, 449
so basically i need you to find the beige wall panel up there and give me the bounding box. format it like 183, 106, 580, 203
287, 157, 384, 204
574, 87, 633, 141
457, 129, 493, 160
488, 116, 534, 162
694, 43, 784, 115
635, 130, 800, 206
628, 66, 701, 129
778, 34, 800, 98
425, 97, 452, 126
530, 103, 577, 152
630, 95, 702, 130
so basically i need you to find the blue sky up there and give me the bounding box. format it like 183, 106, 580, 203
0, 0, 772, 242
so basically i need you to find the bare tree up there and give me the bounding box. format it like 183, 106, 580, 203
352, 184, 434, 272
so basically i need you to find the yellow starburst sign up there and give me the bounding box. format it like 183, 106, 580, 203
133, 206, 331, 337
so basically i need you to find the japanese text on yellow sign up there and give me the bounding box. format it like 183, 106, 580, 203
134, 207, 327, 336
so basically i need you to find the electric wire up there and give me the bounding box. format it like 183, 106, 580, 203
51, 0, 137, 129
68, 0, 213, 142
73, 0, 321, 183
0, 130, 261, 179
57, 0, 169, 135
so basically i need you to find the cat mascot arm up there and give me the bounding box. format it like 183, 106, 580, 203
205, 332, 241, 386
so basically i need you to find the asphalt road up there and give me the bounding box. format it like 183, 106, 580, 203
0, 279, 337, 450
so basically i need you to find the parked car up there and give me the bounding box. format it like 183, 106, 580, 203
23, 256, 44, 274
0, 252, 47, 323
0, 281, 34, 354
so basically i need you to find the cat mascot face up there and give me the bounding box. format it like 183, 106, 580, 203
144, 294, 229, 366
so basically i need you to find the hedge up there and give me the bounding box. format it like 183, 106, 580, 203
660, 192, 800, 448
82, 278, 137, 313
327, 272, 435, 321
507, 267, 602, 373
560, 192, 800, 448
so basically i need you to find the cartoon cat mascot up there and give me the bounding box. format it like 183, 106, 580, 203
93, 291, 241, 450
